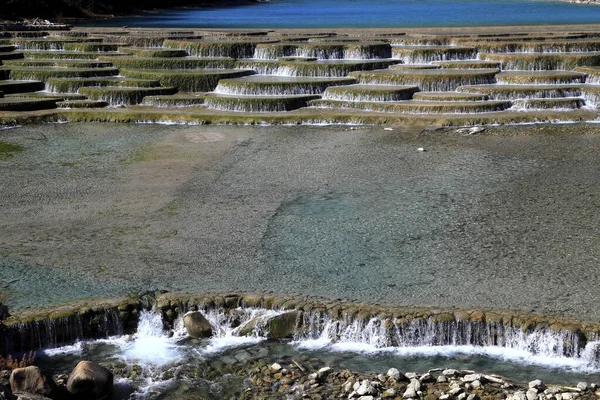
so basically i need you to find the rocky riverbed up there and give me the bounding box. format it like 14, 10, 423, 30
3, 355, 600, 400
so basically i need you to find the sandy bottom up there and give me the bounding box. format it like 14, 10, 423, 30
1, 122, 600, 320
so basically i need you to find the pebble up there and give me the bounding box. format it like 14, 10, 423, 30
386, 368, 400, 380
270, 363, 282, 372
357, 380, 377, 396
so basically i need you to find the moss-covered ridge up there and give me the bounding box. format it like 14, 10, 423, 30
1, 295, 141, 354
4, 291, 600, 355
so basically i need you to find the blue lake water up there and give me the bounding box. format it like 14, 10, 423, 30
85, 0, 600, 28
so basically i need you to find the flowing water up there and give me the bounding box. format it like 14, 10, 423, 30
5, 123, 600, 397
82, 0, 600, 28
33, 309, 600, 399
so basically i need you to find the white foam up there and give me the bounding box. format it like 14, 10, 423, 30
292, 338, 599, 373
120, 310, 183, 366
42, 341, 84, 356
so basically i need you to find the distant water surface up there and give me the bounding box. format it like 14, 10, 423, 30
84, 0, 600, 28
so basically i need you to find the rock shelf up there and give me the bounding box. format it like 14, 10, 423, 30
3, 26, 600, 124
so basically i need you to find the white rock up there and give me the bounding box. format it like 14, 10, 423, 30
449, 387, 463, 396
405, 372, 418, 379
317, 367, 332, 379
439, 395, 450, 400
450, 381, 462, 389
357, 381, 377, 396
382, 388, 396, 398
359, 396, 374, 400
463, 374, 482, 383
417, 147, 426, 152
377, 373, 386, 382
270, 363, 282, 372
457, 393, 467, 400
484, 375, 505, 384
468, 126, 485, 135
555, 394, 563, 400
510, 391, 528, 400
343, 379, 355, 393
408, 379, 421, 391
353, 381, 361, 391
471, 380, 482, 389
527, 388, 540, 400
545, 388, 562, 395
437, 375, 448, 383
576, 382, 588, 391
403, 387, 417, 399
443, 369, 459, 377
386, 368, 401, 380
384, 127, 394, 131
530, 380, 545, 390
467, 394, 481, 400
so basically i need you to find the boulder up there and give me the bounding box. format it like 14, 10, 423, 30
266, 311, 298, 339
238, 310, 298, 338
9, 367, 55, 398
183, 311, 213, 339
66, 361, 113, 400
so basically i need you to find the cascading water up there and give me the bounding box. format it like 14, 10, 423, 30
31, 304, 600, 399
120, 310, 183, 366
288, 310, 600, 373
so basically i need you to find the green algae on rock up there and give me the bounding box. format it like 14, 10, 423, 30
118, 69, 255, 92
46, 77, 161, 93
350, 68, 499, 91
7, 67, 120, 82
77, 86, 178, 106
141, 93, 206, 107
98, 56, 238, 70
205, 93, 321, 112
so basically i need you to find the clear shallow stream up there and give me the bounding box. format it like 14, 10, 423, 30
83, 0, 600, 28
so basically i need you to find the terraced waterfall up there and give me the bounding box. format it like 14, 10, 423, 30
3, 27, 600, 124
4, 293, 600, 385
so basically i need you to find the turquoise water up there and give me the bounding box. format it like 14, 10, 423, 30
85, 0, 600, 28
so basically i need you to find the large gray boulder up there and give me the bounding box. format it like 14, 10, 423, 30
66, 361, 113, 400
183, 311, 213, 338
9, 367, 55, 399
